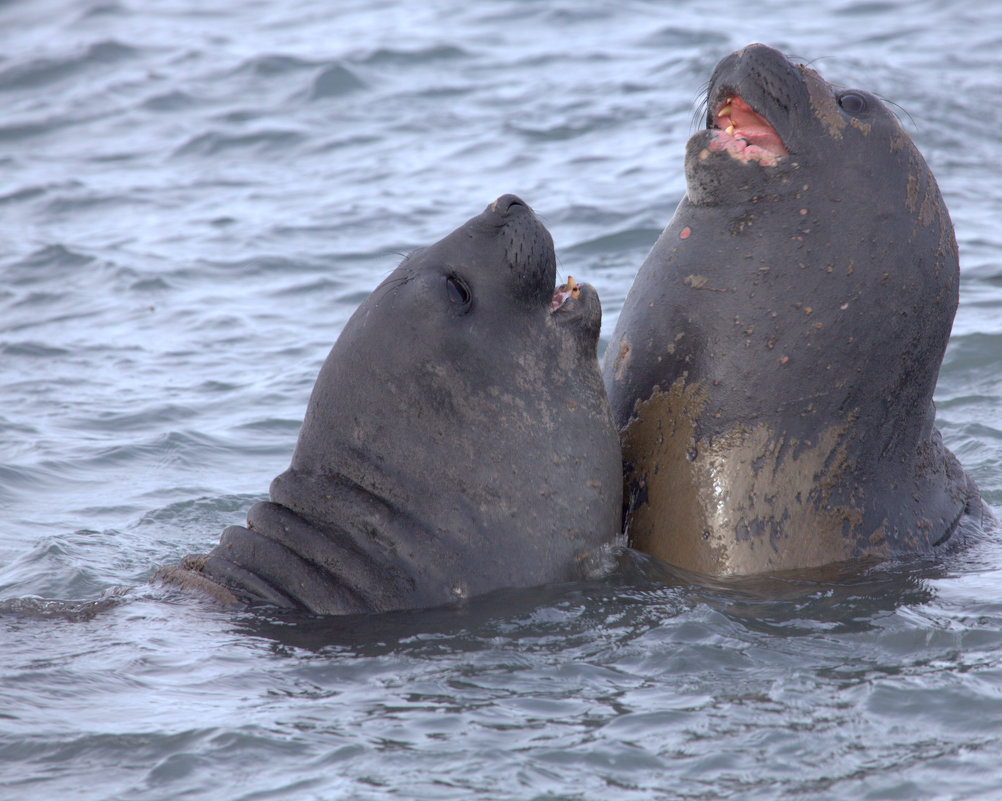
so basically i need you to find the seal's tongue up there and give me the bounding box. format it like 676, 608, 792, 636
714, 95, 788, 157
551, 275, 580, 312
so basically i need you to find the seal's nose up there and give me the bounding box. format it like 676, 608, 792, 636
490, 194, 527, 216
737, 42, 775, 59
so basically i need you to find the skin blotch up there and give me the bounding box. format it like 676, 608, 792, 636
906, 173, 921, 214
849, 117, 871, 136
918, 171, 941, 228
684, 274, 728, 292
612, 337, 631, 383
805, 70, 846, 140
889, 129, 911, 153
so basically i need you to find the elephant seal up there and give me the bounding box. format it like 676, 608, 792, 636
603, 43, 985, 576
160, 195, 622, 614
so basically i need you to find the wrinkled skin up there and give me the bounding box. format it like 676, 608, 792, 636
603, 44, 986, 576
161, 195, 622, 614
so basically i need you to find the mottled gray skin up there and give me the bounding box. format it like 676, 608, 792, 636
163, 195, 622, 614
603, 44, 985, 576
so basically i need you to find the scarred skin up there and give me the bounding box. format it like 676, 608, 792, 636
159, 195, 622, 614
603, 44, 986, 576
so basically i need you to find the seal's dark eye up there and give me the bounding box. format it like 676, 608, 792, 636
837, 92, 867, 114
446, 275, 472, 312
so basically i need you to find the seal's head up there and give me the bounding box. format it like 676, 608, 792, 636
283, 194, 607, 482
687, 43, 954, 248
354, 193, 603, 376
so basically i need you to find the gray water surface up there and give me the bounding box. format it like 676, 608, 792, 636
2, 1, 1002, 799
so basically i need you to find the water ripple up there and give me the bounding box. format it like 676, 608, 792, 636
0, 40, 138, 92
1, 1, 1001, 799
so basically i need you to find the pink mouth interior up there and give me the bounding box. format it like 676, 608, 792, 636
550, 277, 580, 312
709, 95, 788, 165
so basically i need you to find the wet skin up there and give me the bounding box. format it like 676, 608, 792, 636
603, 44, 985, 576
161, 195, 623, 614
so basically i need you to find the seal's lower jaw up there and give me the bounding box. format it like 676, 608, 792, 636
708, 94, 788, 165
550, 277, 602, 346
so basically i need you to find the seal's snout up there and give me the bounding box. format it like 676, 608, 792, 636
696, 42, 806, 171
491, 193, 528, 216
550, 278, 602, 347
736, 42, 777, 60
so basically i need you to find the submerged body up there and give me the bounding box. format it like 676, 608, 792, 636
161, 195, 622, 614
603, 44, 985, 576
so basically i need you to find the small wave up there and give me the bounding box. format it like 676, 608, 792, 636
136, 494, 257, 527
0, 185, 46, 205
640, 27, 731, 48
172, 129, 307, 158
359, 44, 470, 67
0, 40, 137, 92
10, 243, 94, 272
563, 227, 664, 256
307, 63, 367, 100
271, 277, 345, 298
0, 341, 72, 358
79, 2, 127, 19
140, 89, 200, 112
43, 191, 148, 218
1, 432, 228, 498
3, 244, 100, 296
129, 276, 172, 292
834, 1, 900, 16
0, 463, 62, 494
508, 120, 594, 143
192, 254, 314, 278
233, 416, 302, 435
0, 531, 128, 601
66, 404, 198, 435
133, 493, 264, 547
942, 332, 1002, 373
0, 120, 58, 143
232, 53, 321, 78
95, 430, 227, 470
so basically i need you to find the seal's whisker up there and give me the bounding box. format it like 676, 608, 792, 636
690, 80, 710, 133
796, 54, 832, 68
881, 96, 917, 131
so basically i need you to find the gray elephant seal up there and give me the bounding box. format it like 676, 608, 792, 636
161, 195, 622, 614
603, 43, 985, 576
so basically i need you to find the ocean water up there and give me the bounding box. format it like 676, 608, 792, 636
2, 0, 1002, 799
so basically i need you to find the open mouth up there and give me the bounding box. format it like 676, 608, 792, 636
708, 95, 788, 165
550, 275, 581, 313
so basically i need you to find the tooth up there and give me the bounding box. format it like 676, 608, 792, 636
726, 124, 735, 135
718, 104, 732, 117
